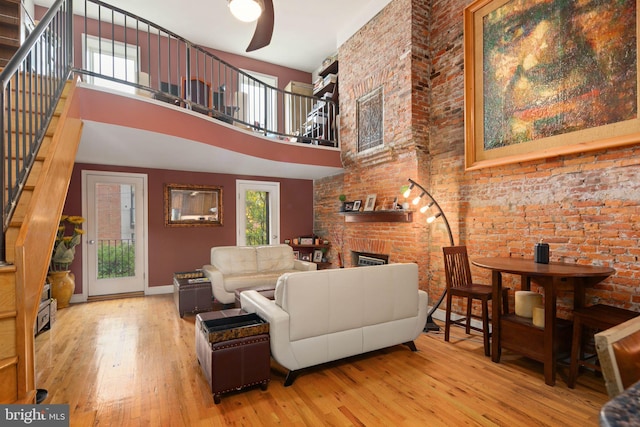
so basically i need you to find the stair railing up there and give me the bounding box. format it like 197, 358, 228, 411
0, 0, 74, 264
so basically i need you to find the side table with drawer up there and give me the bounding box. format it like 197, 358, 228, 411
195, 309, 270, 403
173, 271, 213, 317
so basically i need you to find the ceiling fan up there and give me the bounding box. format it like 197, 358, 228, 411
228, 0, 275, 52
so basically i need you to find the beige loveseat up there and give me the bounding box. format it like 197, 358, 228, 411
201, 244, 316, 304
240, 262, 428, 385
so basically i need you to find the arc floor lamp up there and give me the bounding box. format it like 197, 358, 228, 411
402, 178, 455, 332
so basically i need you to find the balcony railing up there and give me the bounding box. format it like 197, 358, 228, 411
77, 0, 339, 147
97, 238, 135, 278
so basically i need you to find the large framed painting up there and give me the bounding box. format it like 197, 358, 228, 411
464, 0, 639, 170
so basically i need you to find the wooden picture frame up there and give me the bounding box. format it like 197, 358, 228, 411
313, 249, 323, 263
364, 194, 377, 211
464, 0, 639, 170
344, 201, 355, 212
164, 183, 222, 227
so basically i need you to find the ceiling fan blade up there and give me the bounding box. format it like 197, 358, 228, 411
246, 0, 274, 52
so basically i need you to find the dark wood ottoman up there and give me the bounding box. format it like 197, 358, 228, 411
234, 285, 276, 308
195, 309, 270, 403
173, 271, 213, 317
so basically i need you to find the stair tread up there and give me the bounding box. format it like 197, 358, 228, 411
0, 15, 19, 26
0, 35, 19, 44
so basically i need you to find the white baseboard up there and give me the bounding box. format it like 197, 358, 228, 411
146, 284, 173, 295
427, 307, 489, 332
67, 284, 173, 304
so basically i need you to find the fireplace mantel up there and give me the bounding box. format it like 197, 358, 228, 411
341, 210, 413, 223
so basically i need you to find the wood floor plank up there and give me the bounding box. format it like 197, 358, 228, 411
35, 294, 608, 426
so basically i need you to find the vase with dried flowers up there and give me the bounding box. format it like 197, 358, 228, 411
48, 215, 85, 308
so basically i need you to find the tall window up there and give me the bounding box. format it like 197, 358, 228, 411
238, 70, 278, 131
236, 180, 280, 246
82, 34, 139, 94
244, 190, 270, 246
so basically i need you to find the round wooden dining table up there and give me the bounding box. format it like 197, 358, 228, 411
472, 257, 615, 386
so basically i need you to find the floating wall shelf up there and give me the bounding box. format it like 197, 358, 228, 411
341, 210, 413, 223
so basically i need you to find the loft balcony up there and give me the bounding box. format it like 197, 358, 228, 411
74, 83, 343, 179
63, 0, 342, 179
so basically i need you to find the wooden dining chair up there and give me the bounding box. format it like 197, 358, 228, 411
442, 246, 509, 357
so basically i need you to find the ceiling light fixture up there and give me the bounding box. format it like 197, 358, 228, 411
228, 0, 263, 23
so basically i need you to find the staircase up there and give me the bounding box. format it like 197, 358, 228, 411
0, 77, 82, 404
0, 0, 20, 69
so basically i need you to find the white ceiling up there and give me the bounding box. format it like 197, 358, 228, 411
34, 0, 393, 72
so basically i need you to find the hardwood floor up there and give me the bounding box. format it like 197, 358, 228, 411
35, 294, 608, 426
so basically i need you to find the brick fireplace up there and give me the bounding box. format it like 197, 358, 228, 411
348, 237, 391, 266
313, 0, 434, 295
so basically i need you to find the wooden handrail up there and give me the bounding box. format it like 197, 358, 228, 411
14, 79, 82, 401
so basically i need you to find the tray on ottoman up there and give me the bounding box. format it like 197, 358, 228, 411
200, 313, 269, 344
174, 270, 207, 280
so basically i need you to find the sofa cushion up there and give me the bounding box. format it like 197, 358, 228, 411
224, 270, 296, 293
211, 246, 257, 275
256, 245, 294, 272
362, 263, 419, 324
275, 264, 419, 342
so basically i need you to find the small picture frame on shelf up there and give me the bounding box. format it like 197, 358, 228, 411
313, 249, 323, 263
344, 201, 354, 212
364, 194, 377, 211
352, 200, 362, 211
300, 237, 314, 245
293, 251, 300, 260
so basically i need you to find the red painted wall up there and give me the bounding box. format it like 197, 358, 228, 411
63, 164, 314, 293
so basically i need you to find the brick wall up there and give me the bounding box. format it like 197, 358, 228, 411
315, 0, 640, 317
314, 0, 433, 292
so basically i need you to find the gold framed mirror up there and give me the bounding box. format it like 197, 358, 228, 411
164, 183, 223, 227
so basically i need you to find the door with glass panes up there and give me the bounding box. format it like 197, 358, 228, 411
83, 171, 147, 296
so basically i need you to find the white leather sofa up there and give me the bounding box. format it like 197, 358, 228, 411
240, 262, 428, 385
202, 244, 316, 305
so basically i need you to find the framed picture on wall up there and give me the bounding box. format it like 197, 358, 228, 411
364, 194, 377, 211
464, 0, 640, 170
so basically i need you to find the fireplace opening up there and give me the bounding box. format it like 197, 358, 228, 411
352, 251, 389, 267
